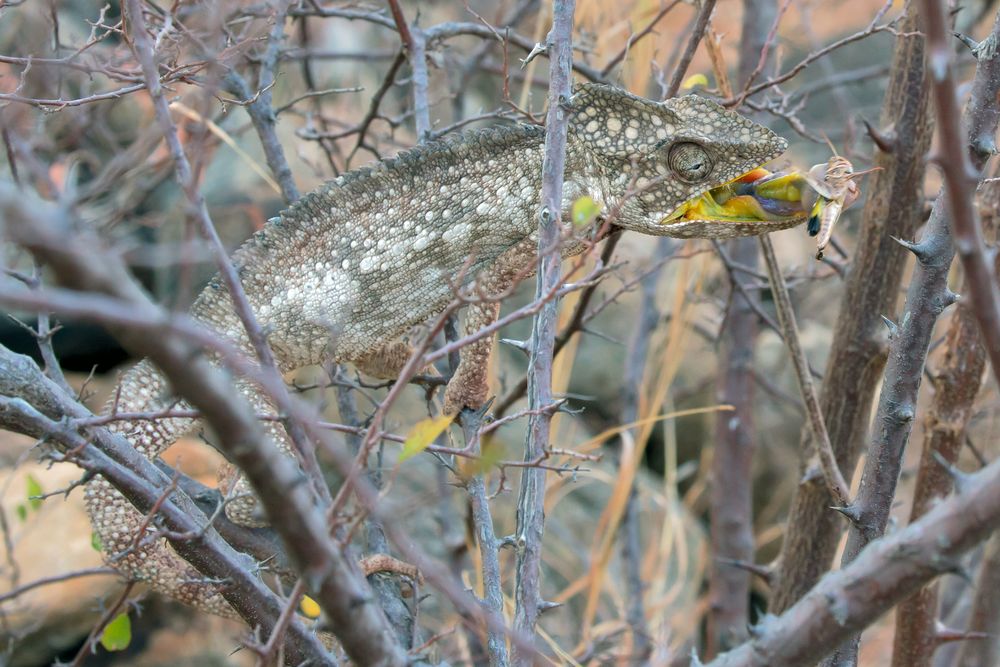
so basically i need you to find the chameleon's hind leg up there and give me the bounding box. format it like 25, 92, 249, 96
353, 339, 417, 380
444, 300, 499, 415
85, 477, 239, 618
212, 376, 298, 528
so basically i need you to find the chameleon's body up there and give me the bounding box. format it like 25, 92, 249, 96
85, 84, 802, 619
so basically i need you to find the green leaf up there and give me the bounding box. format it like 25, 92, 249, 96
25, 474, 43, 511
399, 415, 453, 463
99, 612, 132, 652
91, 531, 103, 552
571, 196, 601, 227
470, 438, 505, 476
15, 504, 26, 522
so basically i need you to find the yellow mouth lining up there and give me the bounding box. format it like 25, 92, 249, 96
663, 168, 807, 224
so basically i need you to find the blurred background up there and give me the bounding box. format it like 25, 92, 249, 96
1, 0, 998, 665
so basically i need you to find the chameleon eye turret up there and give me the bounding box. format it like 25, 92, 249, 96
668, 141, 713, 183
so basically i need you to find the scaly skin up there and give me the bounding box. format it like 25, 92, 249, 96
86, 84, 802, 621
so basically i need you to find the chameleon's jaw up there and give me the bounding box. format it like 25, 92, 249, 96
656, 168, 809, 239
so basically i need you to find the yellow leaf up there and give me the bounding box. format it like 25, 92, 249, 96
300, 595, 321, 619
682, 73, 709, 90
100, 612, 131, 652
571, 195, 601, 227
399, 415, 453, 462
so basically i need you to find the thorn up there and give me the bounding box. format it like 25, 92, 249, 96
521, 42, 547, 68
457, 397, 496, 430
862, 118, 896, 153
955, 31, 998, 60
747, 613, 777, 639
931, 450, 972, 494
891, 402, 915, 423
972, 135, 998, 161
890, 235, 931, 262
953, 32, 979, 53
499, 338, 531, 356
537, 600, 562, 615
716, 557, 774, 585
475, 396, 496, 421
935, 620, 989, 645
825, 591, 850, 626
943, 289, 961, 307
830, 503, 862, 524
800, 463, 823, 485
880, 315, 899, 339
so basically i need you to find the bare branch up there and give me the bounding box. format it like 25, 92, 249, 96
512, 1, 576, 662
707, 453, 1000, 667
823, 8, 1000, 665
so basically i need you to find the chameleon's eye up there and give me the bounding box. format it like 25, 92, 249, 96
668, 142, 713, 183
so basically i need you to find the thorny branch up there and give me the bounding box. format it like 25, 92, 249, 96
920, 2, 1000, 393
512, 2, 576, 663
707, 451, 1000, 667
770, 2, 933, 613
823, 7, 1000, 666
890, 181, 1000, 667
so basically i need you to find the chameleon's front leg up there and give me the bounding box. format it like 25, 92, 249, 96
444, 300, 500, 415
444, 237, 539, 415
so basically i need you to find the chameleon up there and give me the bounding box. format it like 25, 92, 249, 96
85, 83, 807, 622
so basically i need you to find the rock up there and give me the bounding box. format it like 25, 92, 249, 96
0, 437, 238, 666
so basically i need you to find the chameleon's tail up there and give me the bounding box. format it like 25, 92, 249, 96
84, 476, 239, 619
87, 357, 283, 619
86, 359, 238, 616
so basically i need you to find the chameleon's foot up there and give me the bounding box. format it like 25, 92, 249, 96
218, 464, 269, 528
360, 553, 424, 583
443, 373, 489, 416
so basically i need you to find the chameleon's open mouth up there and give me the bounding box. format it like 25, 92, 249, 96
668, 168, 808, 224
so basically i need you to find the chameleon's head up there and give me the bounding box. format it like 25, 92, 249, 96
568, 83, 805, 238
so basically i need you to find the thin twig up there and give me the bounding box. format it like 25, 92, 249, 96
759, 234, 849, 505
663, 0, 718, 99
